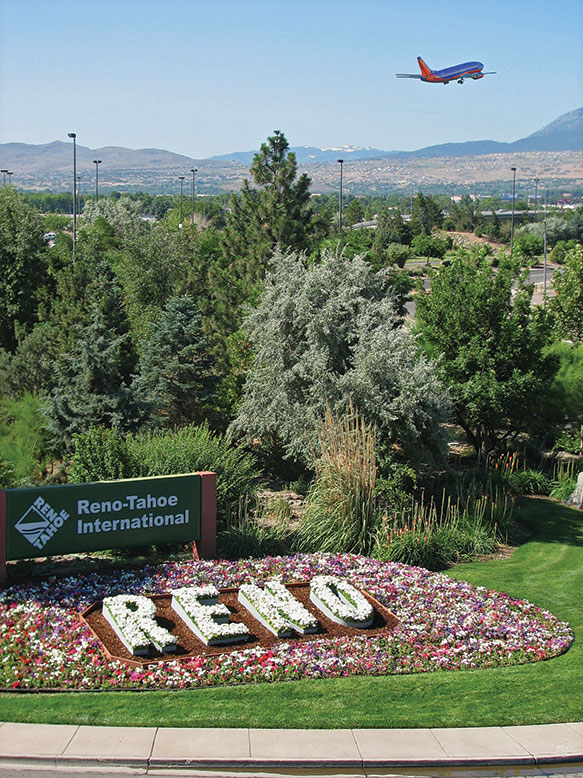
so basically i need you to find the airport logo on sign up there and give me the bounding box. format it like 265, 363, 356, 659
14, 496, 70, 551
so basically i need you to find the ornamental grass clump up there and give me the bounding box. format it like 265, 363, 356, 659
373, 487, 511, 570
296, 404, 378, 555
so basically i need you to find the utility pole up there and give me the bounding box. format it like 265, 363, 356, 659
510, 167, 517, 257
94, 159, 102, 201
543, 190, 548, 297
68, 132, 77, 262
337, 159, 344, 233
190, 168, 197, 225
178, 176, 185, 228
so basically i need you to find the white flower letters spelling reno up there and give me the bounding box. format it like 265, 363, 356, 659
102, 594, 177, 655
102, 575, 372, 655
171, 585, 249, 646
310, 575, 374, 627
238, 579, 319, 637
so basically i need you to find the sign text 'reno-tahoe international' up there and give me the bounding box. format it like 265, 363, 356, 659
3, 474, 203, 561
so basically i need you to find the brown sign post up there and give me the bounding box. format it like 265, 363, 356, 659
0, 471, 216, 584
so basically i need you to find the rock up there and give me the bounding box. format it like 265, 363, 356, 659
564, 472, 583, 510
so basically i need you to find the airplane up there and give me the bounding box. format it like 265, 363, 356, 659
396, 56, 495, 84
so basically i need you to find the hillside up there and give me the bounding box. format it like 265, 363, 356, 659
0, 108, 581, 195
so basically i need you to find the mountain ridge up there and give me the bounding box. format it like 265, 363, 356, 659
210, 107, 583, 163
1, 108, 581, 174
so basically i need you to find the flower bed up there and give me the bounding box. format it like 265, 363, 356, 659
0, 553, 574, 690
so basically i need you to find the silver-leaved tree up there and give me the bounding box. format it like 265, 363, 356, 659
229, 248, 450, 468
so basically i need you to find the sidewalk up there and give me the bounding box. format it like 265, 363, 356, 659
0, 721, 582, 775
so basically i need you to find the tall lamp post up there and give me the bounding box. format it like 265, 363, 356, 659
337, 159, 344, 233
6, 172, 13, 186
533, 177, 539, 223
0, 169, 7, 187
93, 159, 102, 201
190, 167, 198, 224
543, 190, 548, 297
178, 176, 185, 228
68, 132, 77, 261
510, 166, 517, 257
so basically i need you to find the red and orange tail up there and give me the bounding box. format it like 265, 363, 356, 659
417, 57, 433, 77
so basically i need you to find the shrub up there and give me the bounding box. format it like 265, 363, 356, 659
385, 243, 411, 268
550, 459, 582, 501
69, 423, 259, 527
0, 455, 16, 489
218, 496, 294, 559
0, 393, 51, 483
553, 428, 582, 455
69, 427, 138, 483
506, 469, 552, 495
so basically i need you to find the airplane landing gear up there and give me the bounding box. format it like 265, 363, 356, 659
457, 78, 465, 84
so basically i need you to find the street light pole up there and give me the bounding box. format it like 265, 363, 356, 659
543, 190, 548, 297
337, 159, 344, 233
0, 170, 7, 187
178, 176, 185, 228
510, 166, 517, 257
93, 159, 102, 201
533, 177, 539, 223
190, 168, 197, 225
77, 175, 81, 209
68, 132, 77, 262
6, 172, 13, 186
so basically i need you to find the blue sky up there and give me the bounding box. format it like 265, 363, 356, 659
1, 0, 581, 157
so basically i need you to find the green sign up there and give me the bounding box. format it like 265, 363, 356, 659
5, 474, 201, 561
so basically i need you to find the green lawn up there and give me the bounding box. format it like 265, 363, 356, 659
0, 497, 581, 729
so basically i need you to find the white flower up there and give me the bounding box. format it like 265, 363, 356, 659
102, 594, 177, 655
171, 586, 249, 646
310, 576, 373, 628
238, 579, 318, 637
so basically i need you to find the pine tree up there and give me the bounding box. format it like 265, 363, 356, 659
133, 296, 216, 427
221, 130, 319, 286
46, 264, 139, 452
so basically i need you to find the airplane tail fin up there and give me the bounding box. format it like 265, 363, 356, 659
417, 57, 433, 77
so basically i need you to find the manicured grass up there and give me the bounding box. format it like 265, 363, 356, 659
0, 497, 581, 729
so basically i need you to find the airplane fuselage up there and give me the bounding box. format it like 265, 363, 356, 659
421, 61, 484, 83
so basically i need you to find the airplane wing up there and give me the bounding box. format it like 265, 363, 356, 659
395, 74, 424, 78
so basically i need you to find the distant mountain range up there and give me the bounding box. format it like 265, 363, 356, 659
1, 108, 581, 195
211, 107, 583, 164
0, 141, 200, 173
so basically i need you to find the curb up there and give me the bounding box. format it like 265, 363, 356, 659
0, 722, 582, 774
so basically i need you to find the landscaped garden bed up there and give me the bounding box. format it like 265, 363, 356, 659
0, 553, 573, 691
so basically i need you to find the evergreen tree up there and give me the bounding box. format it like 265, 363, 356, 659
221, 130, 320, 286
46, 264, 139, 452
134, 296, 216, 427
410, 193, 444, 236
